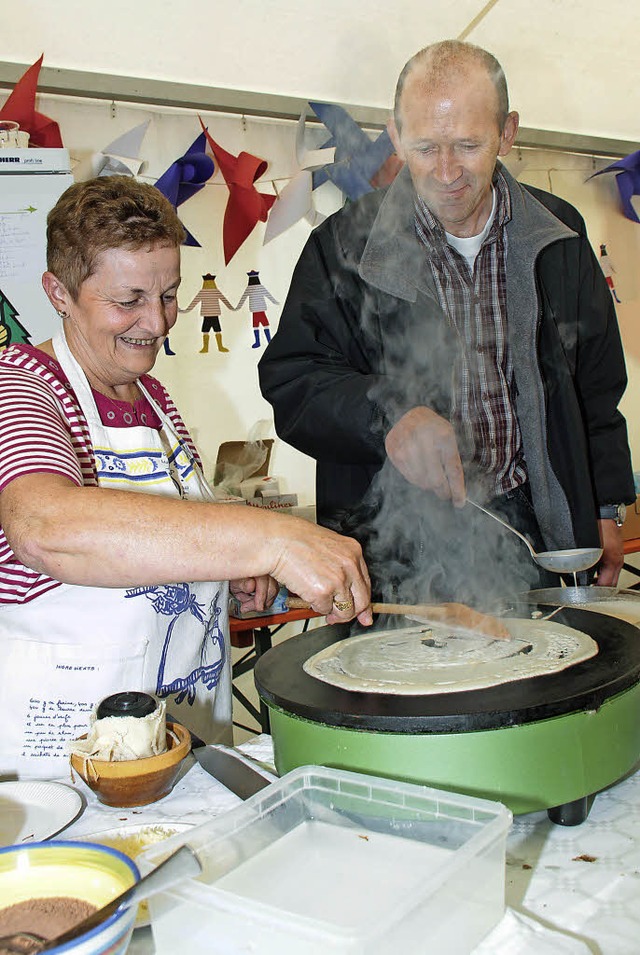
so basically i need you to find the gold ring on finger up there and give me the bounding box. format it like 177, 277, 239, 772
333, 598, 354, 612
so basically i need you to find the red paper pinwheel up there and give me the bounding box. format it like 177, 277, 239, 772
199, 117, 276, 264
0, 55, 63, 148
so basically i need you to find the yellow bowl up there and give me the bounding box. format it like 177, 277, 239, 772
70, 721, 191, 808
0, 840, 138, 954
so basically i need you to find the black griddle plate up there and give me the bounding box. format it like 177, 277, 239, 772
254, 609, 640, 734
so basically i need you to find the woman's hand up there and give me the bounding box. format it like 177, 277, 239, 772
266, 519, 373, 627
230, 575, 279, 614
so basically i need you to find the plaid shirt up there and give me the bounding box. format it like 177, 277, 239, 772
414, 172, 527, 496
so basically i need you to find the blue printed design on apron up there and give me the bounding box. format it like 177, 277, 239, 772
94, 448, 167, 482
166, 445, 195, 482
94, 447, 196, 486
125, 583, 226, 705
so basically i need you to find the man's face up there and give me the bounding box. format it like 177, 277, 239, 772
390, 66, 518, 237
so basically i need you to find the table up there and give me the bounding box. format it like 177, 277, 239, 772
230, 609, 320, 732
55, 732, 640, 955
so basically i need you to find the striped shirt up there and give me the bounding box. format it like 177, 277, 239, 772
182, 288, 233, 316
235, 283, 279, 312
414, 171, 527, 496
0, 344, 200, 605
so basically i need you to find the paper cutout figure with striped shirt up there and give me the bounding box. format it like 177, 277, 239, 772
234, 270, 279, 349
180, 273, 234, 353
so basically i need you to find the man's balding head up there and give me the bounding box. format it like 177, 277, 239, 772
394, 40, 509, 134
387, 39, 519, 237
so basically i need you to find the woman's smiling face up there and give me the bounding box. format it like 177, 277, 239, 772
63, 243, 181, 393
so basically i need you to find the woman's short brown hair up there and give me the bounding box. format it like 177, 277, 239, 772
47, 175, 186, 300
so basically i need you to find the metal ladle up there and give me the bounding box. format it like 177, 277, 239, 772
467, 499, 602, 575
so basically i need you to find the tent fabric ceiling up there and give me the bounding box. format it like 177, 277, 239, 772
1, 0, 639, 143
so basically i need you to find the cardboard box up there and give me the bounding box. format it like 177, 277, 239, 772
246, 493, 299, 509
229, 583, 289, 619
213, 439, 273, 497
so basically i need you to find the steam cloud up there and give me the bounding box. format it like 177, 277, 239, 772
327, 212, 543, 613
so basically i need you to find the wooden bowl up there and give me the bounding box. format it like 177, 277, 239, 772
70, 721, 191, 808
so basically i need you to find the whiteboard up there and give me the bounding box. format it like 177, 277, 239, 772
0, 171, 73, 346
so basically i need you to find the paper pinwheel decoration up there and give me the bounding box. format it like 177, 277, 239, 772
199, 118, 276, 264
94, 120, 149, 177
0, 54, 63, 148
154, 131, 216, 247
309, 101, 397, 201
263, 111, 336, 244
371, 151, 405, 190
590, 150, 640, 224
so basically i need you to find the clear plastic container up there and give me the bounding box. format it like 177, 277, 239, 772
141, 766, 512, 955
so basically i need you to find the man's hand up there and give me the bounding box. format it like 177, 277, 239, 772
385, 406, 466, 506
596, 519, 624, 586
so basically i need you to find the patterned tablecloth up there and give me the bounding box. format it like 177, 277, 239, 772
58, 735, 640, 954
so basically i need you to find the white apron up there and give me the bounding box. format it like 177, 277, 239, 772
0, 329, 232, 779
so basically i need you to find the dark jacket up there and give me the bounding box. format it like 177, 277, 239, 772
259, 165, 634, 559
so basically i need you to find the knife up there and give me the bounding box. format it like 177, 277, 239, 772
188, 732, 273, 800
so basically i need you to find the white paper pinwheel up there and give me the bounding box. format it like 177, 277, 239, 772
263, 111, 336, 244
91, 120, 150, 176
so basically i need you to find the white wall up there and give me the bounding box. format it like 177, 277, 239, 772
3, 91, 639, 508
3, 0, 640, 141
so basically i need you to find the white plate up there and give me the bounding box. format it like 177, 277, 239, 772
0, 781, 83, 847
76, 821, 193, 857
76, 822, 194, 927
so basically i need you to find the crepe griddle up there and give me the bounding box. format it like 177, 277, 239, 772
255, 608, 640, 824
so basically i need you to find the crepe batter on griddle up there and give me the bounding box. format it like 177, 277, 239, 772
303, 618, 598, 695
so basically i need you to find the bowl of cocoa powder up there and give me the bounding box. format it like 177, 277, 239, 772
0, 840, 139, 954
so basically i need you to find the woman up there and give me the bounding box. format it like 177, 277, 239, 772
0, 176, 372, 779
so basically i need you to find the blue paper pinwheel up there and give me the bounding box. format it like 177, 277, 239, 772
154, 131, 216, 246
309, 101, 396, 201
590, 150, 640, 224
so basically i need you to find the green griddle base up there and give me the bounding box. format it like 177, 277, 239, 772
264, 681, 640, 816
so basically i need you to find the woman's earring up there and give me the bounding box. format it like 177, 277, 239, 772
57, 310, 67, 318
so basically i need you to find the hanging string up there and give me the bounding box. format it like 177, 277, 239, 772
457, 0, 503, 40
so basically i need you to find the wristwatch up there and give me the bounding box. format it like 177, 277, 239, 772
599, 504, 627, 526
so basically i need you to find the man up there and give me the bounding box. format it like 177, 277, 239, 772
259, 40, 634, 606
